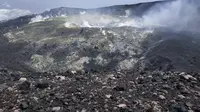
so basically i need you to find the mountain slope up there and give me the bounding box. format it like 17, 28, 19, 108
41, 1, 169, 17
0, 0, 199, 72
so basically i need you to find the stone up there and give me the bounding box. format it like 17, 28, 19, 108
105, 94, 112, 98
71, 71, 77, 74
52, 107, 61, 112
177, 95, 185, 99
35, 82, 49, 89
72, 96, 77, 102
117, 104, 127, 108
56, 76, 65, 81
162, 84, 171, 90
20, 102, 29, 110
153, 92, 158, 96
11, 74, 20, 81
151, 78, 157, 82
181, 75, 197, 80
169, 104, 187, 112
19, 78, 27, 82
194, 109, 200, 112
119, 108, 131, 112
161, 90, 168, 94
104, 104, 109, 108
146, 107, 154, 112
113, 86, 125, 91
179, 72, 186, 75
0, 109, 3, 112
33, 97, 39, 102
0, 84, 8, 92
151, 101, 162, 112
14, 110, 20, 112
186, 102, 193, 107
7, 87, 13, 91
170, 100, 176, 103
18, 81, 30, 90
188, 110, 194, 112
137, 77, 145, 84
158, 95, 166, 100
81, 109, 87, 112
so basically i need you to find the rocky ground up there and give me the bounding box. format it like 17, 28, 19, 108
0, 68, 200, 112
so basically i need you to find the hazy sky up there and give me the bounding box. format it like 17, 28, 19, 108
0, 0, 162, 13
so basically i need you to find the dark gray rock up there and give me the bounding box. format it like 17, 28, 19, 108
20, 102, 29, 110
113, 86, 125, 91
169, 103, 188, 112
18, 81, 30, 90
10, 73, 20, 81
0, 84, 7, 92
35, 82, 49, 89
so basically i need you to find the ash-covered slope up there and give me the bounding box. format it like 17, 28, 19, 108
139, 30, 200, 72
2, 18, 154, 72
2, 19, 200, 72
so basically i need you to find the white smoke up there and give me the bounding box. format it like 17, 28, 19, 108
80, 11, 86, 15
140, 0, 200, 31
0, 9, 31, 21
30, 15, 50, 23
62, 14, 137, 28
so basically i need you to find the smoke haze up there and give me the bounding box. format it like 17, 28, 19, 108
141, 0, 200, 31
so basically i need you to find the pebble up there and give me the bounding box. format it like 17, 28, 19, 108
18, 81, 30, 90
11, 74, 20, 81
35, 82, 49, 89
71, 71, 77, 74
162, 84, 171, 90
151, 101, 162, 112
7, 87, 13, 91
113, 86, 125, 91
19, 78, 27, 82
169, 104, 187, 112
158, 95, 166, 100
52, 107, 61, 112
188, 110, 194, 112
14, 110, 20, 112
170, 100, 176, 103
117, 104, 127, 108
179, 72, 186, 75
104, 104, 109, 108
182, 75, 196, 80
81, 109, 87, 112
153, 92, 158, 96
105, 94, 112, 98
0, 84, 8, 92
161, 90, 168, 94
56, 76, 66, 81
20, 102, 29, 110
186, 102, 193, 107
177, 95, 186, 99
33, 97, 39, 102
